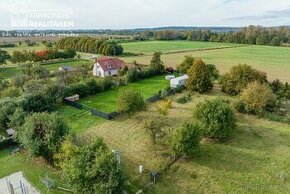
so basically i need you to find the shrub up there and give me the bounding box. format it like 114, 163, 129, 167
117, 89, 146, 116
240, 81, 276, 114
186, 59, 213, 93
194, 99, 236, 139
220, 64, 268, 96
206, 64, 219, 81
232, 99, 247, 113
177, 55, 195, 74
156, 99, 172, 116
176, 93, 191, 104
171, 122, 201, 156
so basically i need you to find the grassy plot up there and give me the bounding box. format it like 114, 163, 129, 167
56, 105, 105, 134
0, 59, 91, 80
121, 45, 290, 82
2, 44, 46, 55
79, 75, 169, 113
0, 149, 65, 194
79, 88, 290, 193
121, 40, 239, 55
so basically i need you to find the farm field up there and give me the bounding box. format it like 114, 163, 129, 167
121, 40, 240, 55
121, 42, 290, 82
0, 59, 91, 80
79, 87, 290, 193
79, 75, 169, 113
0, 149, 64, 194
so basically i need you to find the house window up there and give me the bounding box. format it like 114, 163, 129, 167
108, 71, 111, 75
98, 71, 101, 76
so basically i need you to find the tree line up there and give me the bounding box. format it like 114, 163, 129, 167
56, 37, 124, 56
136, 26, 290, 46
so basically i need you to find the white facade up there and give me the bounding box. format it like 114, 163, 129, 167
93, 62, 119, 77
170, 74, 189, 88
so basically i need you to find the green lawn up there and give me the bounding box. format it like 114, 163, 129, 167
56, 105, 105, 134
121, 44, 290, 82
0, 59, 91, 80
121, 40, 239, 55
79, 75, 169, 113
0, 149, 65, 194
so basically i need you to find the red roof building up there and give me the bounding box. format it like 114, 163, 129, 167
93, 57, 126, 77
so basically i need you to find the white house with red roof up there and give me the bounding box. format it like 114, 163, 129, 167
93, 57, 126, 77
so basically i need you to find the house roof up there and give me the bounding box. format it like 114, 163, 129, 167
170, 74, 189, 83
96, 57, 125, 71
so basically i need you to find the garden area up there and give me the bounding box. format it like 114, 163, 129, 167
79, 75, 169, 113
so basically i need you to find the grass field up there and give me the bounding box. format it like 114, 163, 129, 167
121, 40, 239, 55
79, 75, 169, 113
121, 44, 290, 82
0, 149, 64, 194
79, 87, 290, 193
56, 105, 105, 134
2, 44, 46, 55
0, 59, 91, 80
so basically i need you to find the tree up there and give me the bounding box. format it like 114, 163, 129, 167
143, 118, 162, 144
0, 49, 11, 65
11, 74, 27, 92
117, 89, 146, 116
206, 64, 219, 81
31, 65, 50, 80
56, 138, 124, 193
156, 99, 172, 116
10, 51, 26, 64
194, 99, 236, 139
18, 112, 69, 161
177, 55, 195, 74
186, 59, 213, 93
149, 52, 165, 74
270, 37, 281, 46
220, 64, 268, 96
240, 81, 276, 114
21, 92, 55, 112
0, 98, 18, 129
171, 122, 201, 156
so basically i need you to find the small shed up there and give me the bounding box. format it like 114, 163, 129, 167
58, 66, 74, 72
65, 94, 80, 102
6, 128, 15, 137
170, 74, 189, 88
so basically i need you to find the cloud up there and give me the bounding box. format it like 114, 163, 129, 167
226, 6, 290, 21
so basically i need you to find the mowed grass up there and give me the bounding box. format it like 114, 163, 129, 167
79, 75, 169, 113
121, 44, 290, 82
79, 87, 290, 193
121, 40, 239, 55
56, 105, 105, 134
0, 59, 91, 80
0, 149, 65, 194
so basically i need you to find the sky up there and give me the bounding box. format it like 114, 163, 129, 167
0, 0, 290, 30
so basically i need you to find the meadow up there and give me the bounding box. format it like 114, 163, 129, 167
79, 75, 169, 113
121, 40, 239, 55
79, 87, 290, 193
121, 42, 290, 82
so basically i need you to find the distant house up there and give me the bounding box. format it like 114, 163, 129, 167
93, 57, 125, 77
170, 74, 189, 88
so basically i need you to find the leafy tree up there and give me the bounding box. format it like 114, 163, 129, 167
21, 92, 55, 112
143, 118, 162, 144
206, 64, 219, 81
0, 49, 11, 65
8, 108, 26, 131
171, 122, 201, 156
220, 64, 268, 96
56, 138, 124, 193
186, 59, 213, 93
31, 65, 50, 80
270, 37, 281, 46
0, 98, 18, 129
18, 112, 69, 161
11, 74, 27, 92
10, 50, 26, 64
177, 55, 195, 74
149, 52, 165, 74
194, 99, 236, 139
117, 89, 146, 116
240, 81, 276, 114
